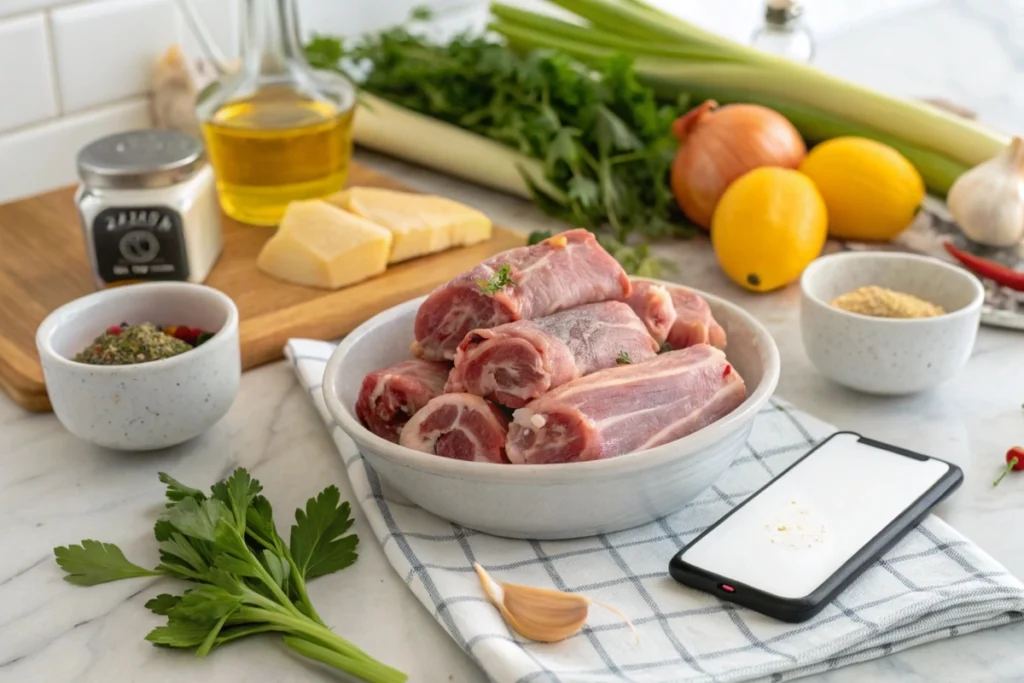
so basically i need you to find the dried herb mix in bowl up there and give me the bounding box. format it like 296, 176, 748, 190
74, 322, 214, 365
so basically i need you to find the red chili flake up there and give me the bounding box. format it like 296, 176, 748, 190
172, 326, 195, 343
106, 325, 122, 335
723, 365, 732, 377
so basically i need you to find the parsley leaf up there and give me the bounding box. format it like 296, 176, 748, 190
304, 33, 346, 72
290, 486, 359, 581
145, 617, 213, 649
166, 497, 231, 543
616, 351, 633, 365
319, 17, 691, 248
476, 264, 518, 295
145, 594, 182, 616
54, 540, 159, 586
158, 471, 206, 503
210, 468, 263, 531
53, 470, 404, 681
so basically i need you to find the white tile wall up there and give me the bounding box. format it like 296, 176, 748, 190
0, 0, 936, 205
52, 0, 179, 112
0, 14, 58, 133
0, 0, 240, 204
0, 98, 150, 201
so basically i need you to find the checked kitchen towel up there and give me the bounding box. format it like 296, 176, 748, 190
287, 338, 1024, 683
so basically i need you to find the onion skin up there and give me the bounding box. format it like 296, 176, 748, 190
670, 100, 807, 229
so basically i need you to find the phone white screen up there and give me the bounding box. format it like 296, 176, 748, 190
678, 433, 950, 599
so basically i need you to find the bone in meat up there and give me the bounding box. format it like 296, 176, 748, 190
506, 344, 745, 464
412, 229, 630, 360
446, 301, 658, 408
400, 393, 510, 463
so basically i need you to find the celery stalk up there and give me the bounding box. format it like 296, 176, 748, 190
490, 3, 726, 62
489, 3, 1007, 167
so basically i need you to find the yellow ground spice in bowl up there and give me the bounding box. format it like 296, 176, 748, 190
830, 285, 945, 319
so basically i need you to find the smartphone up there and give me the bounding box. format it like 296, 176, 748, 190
668, 431, 963, 623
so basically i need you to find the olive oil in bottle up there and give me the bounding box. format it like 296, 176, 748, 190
195, 0, 356, 226
203, 90, 354, 226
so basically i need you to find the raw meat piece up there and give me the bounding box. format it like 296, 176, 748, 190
623, 279, 676, 344
663, 283, 728, 350
355, 359, 451, 442
412, 229, 630, 360
506, 344, 745, 464
446, 301, 658, 408
400, 393, 510, 463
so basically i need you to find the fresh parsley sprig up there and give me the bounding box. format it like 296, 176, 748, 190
616, 351, 633, 365
54, 469, 405, 683
477, 263, 518, 294
305, 11, 697, 248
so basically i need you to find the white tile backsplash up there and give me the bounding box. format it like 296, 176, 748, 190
0, 0, 74, 19
0, 0, 941, 204
51, 0, 179, 113
0, 97, 150, 202
0, 14, 58, 134
178, 0, 240, 64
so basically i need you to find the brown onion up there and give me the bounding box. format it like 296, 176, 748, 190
670, 100, 806, 229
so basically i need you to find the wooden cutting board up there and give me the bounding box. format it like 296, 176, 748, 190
0, 163, 525, 413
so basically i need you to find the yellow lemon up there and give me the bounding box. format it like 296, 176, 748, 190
711, 167, 828, 292
799, 137, 925, 241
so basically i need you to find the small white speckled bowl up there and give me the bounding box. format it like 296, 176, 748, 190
801, 251, 984, 395
36, 282, 240, 450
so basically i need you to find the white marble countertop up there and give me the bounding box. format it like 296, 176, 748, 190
4, 1, 1024, 681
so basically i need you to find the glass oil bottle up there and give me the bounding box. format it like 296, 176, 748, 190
195, 0, 356, 226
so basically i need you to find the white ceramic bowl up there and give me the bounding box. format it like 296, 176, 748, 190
36, 282, 241, 450
800, 251, 984, 395
323, 282, 780, 540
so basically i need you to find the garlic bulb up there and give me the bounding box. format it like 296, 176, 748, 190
473, 563, 637, 643
947, 137, 1024, 247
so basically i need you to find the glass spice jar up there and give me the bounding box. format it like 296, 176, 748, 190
75, 130, 223, 289
750, 0, 815, 63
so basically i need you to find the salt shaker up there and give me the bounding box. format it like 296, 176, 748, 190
75, 130, 223, 289
750, 0, 815, 63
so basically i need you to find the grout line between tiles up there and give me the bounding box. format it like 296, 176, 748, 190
0, 94, 149, 139
0, 0, 89, 23
42, 8, 64, 116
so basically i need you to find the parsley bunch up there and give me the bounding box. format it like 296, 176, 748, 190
306, 11, 696, 250
54, 469, 405, 683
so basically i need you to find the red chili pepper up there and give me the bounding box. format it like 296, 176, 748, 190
106, 325, 122, 335
944, 242, 1024, 292
993, 446, 1024, 487
723, 365, 732, 377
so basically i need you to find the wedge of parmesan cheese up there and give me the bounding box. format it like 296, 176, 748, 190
328, 187, 492, 263
256, 200, 391, 289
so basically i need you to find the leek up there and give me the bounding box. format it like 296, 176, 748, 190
353, 92, 550, 200
490, 0, 1007, 172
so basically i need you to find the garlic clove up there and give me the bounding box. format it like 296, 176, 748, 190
473, 563, 637, 644
947, 136, 1024, 248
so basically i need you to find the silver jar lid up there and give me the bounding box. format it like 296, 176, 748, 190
77, 129, 206, 190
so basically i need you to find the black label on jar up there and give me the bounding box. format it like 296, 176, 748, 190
92, 206, 190, 283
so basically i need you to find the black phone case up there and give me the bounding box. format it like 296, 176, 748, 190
668, 431, 964, 623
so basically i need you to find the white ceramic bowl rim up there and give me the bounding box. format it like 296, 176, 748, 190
800, 251, 985, 324
324, 287, 781, 482
36, 281, 239, 373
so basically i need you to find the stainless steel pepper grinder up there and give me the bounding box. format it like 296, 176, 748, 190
750, 0, 815, 63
